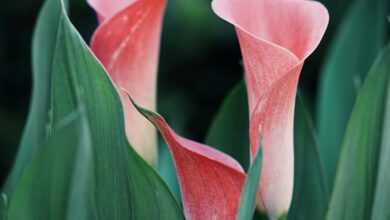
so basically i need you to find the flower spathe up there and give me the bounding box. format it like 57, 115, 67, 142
212, 0, 329, 217
88, 0, 329, 219
88, 0, 165, 164
130, 100, 246, 220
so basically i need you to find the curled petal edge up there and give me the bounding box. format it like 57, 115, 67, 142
127, 93, 246, 220
212, 0, 329, 218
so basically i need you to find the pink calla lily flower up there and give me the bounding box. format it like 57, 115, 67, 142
212, 0, 329, 217
88, 0, 165, 164
130, 100, 246, 220
89, 0, 328, 219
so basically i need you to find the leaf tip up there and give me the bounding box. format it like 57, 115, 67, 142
121, 87, 163, 126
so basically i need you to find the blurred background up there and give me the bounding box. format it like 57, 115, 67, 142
0, 0, 388, 187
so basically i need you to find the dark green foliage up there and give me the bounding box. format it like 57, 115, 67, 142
7, 111, 92, 220
371, 73, 390, 220
3, 0, 68, 193
317, 0, 389, 188
288, 96, 329, 220
2, 0, 184, 219
1, 0, 390, 219
206, 81, 250, 169
327, 43, 390, 220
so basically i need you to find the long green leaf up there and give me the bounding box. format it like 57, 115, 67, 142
370, 59, 390, 220
7, 111, 92, 220
317, 0, 388, 188
206, 81, 249, 169
236, 149, 262, 220
3, 0, 68, 193
288, 95, 329, 220
326, 43, 390, 220
4, 0, 184, 219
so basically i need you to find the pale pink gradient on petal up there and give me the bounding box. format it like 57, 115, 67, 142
135, 104, 245, 220
90, 0, 165, 164
87, 0, 137, 22
212, 0, 329, 218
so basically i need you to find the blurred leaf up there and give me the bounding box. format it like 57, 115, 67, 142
0, 192, 5, 220
4, 0, 184, 219
288, 95, 329, 220
371, 62, 390, 220
253, 210, 268, 220
236, 149, 262, 220
206, 81, 249, 169
326, 43, 390, 220
318, 0, 351, 35
317, 0, 389, 188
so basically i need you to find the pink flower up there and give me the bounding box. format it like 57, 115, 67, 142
89, 0, 328, 219
88, 0, 166, 164
212, 0, 329, 217
131, 103, 246, 220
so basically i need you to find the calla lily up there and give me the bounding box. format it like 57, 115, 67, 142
212, 0, 329, 217
130, 99, 246, 220
90, 0, 328, 219
87, 0, 165, 164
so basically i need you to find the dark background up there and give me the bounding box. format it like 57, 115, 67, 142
0, 0, 353, 185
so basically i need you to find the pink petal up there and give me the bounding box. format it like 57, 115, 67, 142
212, 0, 328, 217
90, 0, 165, 164
87, 0, 137, 22
131, 101, 246, 220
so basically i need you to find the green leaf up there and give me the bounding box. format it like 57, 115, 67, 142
7, 110, 92, 220
206, 81, 250, 169
158, 92, 193, 204
317, 0, 389, 188
0, 192, 6, 220
236, 149, 262, 220
288, 95, 329, 220
370, 57, 390, 220
317, 0, 351, 35
3, 0, 68, 193
158, 138, 181, 203
4, 0, 184, 219
326, 43, 390, 220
